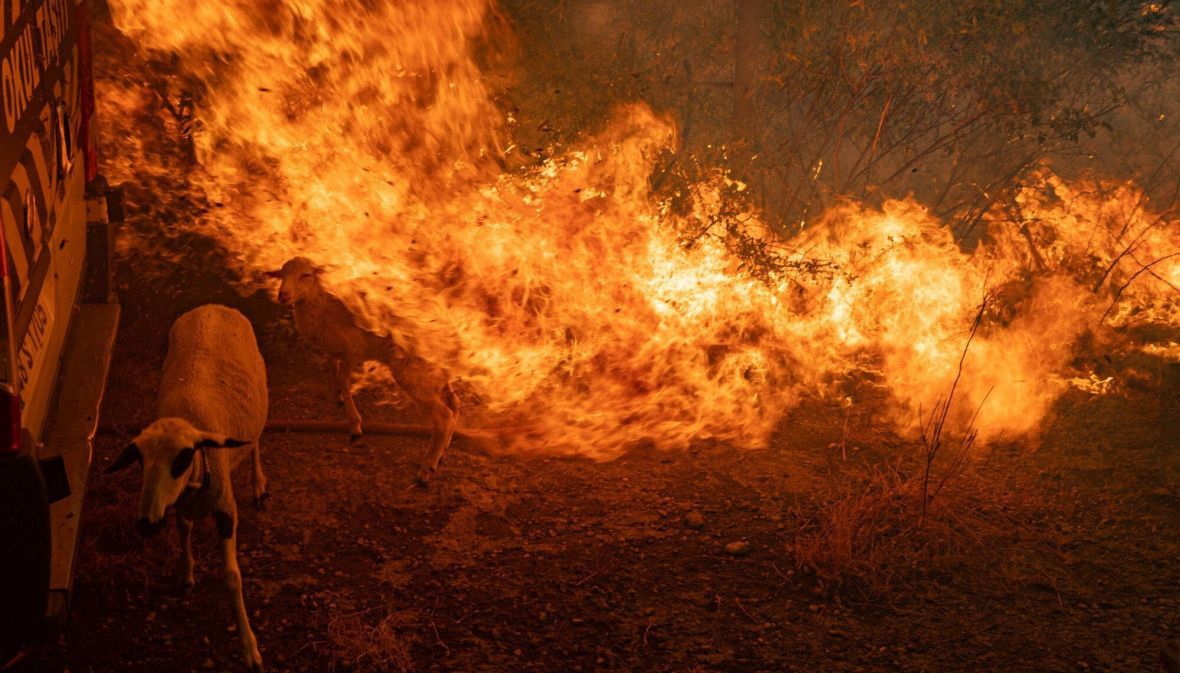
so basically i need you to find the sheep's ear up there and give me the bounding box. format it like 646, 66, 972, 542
263, 269, 284, 279
170, 447, 196, 478
106, 443, 142, 474
195, 436, 250, 449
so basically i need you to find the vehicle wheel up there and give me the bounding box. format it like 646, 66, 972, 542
0, 450, 51, 653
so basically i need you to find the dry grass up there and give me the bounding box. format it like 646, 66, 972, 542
74, 475, 182, 600
327, 606, 421, 673
786, 456, 1044, 597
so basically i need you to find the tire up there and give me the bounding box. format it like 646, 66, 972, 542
0, 450, 51, 652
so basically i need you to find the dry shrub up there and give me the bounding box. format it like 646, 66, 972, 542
787, 459, 1032, 596
327, 606, 421, 673
785, 297, 1039, 596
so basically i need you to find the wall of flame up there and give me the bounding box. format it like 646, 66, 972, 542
99, 0, 1179, 457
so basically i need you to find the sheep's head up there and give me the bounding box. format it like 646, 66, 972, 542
106, 417, 248, 537
266, 257, 324, 306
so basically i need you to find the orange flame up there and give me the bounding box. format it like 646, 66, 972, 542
100, 1, 1177, 457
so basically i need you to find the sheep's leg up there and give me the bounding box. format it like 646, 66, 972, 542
334, 359, 364, 442
251, 439, 269, 509
217, 512, 263, 672
176, 516, 195, 594
331, 360, 344, 409
415, 386, 459, 486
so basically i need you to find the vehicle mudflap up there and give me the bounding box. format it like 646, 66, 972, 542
38, 455, 69, 504
83, 179, 123, 303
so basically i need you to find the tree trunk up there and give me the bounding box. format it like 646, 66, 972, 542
735, 0, 768, 212
734, 0, 766, 146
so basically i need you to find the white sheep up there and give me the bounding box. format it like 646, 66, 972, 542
106, 304, 268, 672
267, 257, 459, 485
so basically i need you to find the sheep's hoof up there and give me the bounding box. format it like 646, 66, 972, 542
414, 468, 434, 488
349, 432, 363, 445
254, 492, 270, 510
178, 579, 194, 597
243, 642, 264, 672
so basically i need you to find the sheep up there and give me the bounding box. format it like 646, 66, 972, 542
106, 304, 268, 672
266, 257, 459, 485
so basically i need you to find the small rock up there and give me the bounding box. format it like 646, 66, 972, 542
725, 541, 751, 556
685, 511, 706, 530
202, 658, 215, 669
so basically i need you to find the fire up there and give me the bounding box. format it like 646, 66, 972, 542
999, 171, 1180, 327
100, 1, 1177, 457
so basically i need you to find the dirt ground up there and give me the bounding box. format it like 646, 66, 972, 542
12, 239, 1179, 673
16, 5, 1180, 673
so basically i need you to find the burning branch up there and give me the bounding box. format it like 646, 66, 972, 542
1098, 251, 1180, 324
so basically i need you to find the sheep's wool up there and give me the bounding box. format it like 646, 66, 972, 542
159, 304, 268, 469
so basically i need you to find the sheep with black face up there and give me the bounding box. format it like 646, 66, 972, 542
107, 304, 269, 672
